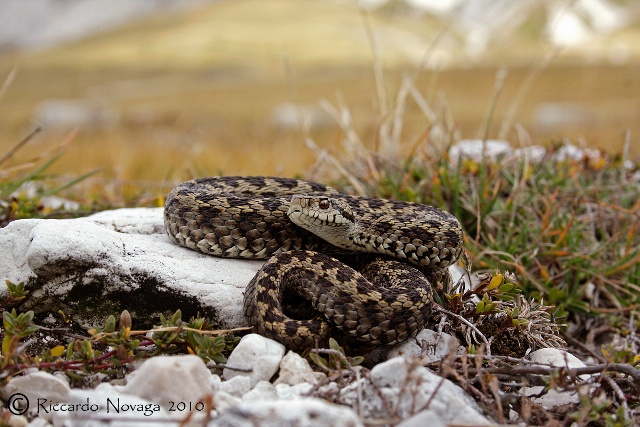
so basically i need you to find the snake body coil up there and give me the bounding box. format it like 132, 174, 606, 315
164, 176, 464, 350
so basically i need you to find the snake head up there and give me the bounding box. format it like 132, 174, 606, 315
287, 195, 358, 247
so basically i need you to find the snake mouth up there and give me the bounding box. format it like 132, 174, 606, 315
287, 194, 306, 214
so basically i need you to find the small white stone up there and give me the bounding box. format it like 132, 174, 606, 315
387, 329, 461, 361
121, 355, 212, 409
242, 381, 277, 401
220, 375, 251, 397
211, 398, 363, 427
0, 371, 70, 417
366, 357, 491, 425
214, 390, 242, 413
26, 417, 51, 427
274, 350, 319, 386
370, 357, 408, 389
525, 385, 583, 409
529, 348, 590, 381
396, 410, 447, 427
526, 348, 591, 409
223, 334, 285, 388
3, 414, 28, 427
210, 374, 222, 394
275, 382, 314, 399
529, 348, 586, 369
58, 387, 169, 426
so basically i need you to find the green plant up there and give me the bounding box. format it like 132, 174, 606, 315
309, 338, 364, 372
570, 393, 633, 427
150, 309, 238, 363
0, 307, 243, 384
1, 309, 40, 369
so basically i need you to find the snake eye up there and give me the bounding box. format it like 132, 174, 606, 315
319, 199, 330, 210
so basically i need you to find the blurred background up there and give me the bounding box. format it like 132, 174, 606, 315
0, 0, 639, 197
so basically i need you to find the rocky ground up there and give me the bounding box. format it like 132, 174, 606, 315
0, 198, 602, 426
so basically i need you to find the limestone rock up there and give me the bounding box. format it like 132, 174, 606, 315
525, 348, 590, 409
340, 357, 492, 426
211, 398, 363, 427
241, 381, 278, 402
120, 355, 213, 409
223, 334, 286, 388
0, 371, 70, 418
219, 376, 251, 398
58, 385, 171, 426
0, 208, 263, 330
274, 350, 319, 386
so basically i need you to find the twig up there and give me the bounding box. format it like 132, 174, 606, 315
416, 376, 445, 412
601, 375, 631, 421
435, 305, 492, 355
212, 364, 252, 373
560, 330, 606, 363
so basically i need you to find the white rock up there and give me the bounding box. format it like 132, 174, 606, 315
355, 357, 491, 425
213, 391, 242, 413
39, 196, 80, 212
0, 371, 70, 417
272, 102, 333, 130
219, 375, 251, 398
223, 334, 285, 388
121, 355, 212, 409
35, 99, 119, 130
397, 410, 447, 427
274, 351, 319, 386
387, 329, 461, 361
210, 374, 223, 394
525, 348, 590, 409
3, 414, 28, 427
26, 417, 50, 427
55, 387, 170, 427
0, 208, 264, 329
528, 348, 587, 373
211, 398, 363, 427
449, 139, 511, 163
275, 382, 314, 400
241, 381, 277, 402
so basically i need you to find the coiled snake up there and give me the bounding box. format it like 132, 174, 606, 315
164, 176, 464, 350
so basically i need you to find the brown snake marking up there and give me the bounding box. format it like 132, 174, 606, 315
164, 176, 464, 350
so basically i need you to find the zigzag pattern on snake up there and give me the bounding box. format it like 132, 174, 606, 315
164, 176, 464, 350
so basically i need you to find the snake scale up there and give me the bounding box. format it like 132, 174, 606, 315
164, 176, 464, 350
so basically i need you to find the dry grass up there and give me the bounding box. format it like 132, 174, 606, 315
0, 0, 638, 201
0, 64, 638, 187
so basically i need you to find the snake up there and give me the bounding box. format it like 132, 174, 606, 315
164, 176, 464, 350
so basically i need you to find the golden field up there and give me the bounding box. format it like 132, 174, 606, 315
0, 0, 638, 196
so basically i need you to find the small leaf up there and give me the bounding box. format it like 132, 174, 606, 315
50, 345, 65, 358
2, 335, 12, 355
487, 273, 503, 291
3, 309, 17, 329
349, 356, 364, 366
498, 283, 515, 293
17, 310, 35, 324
